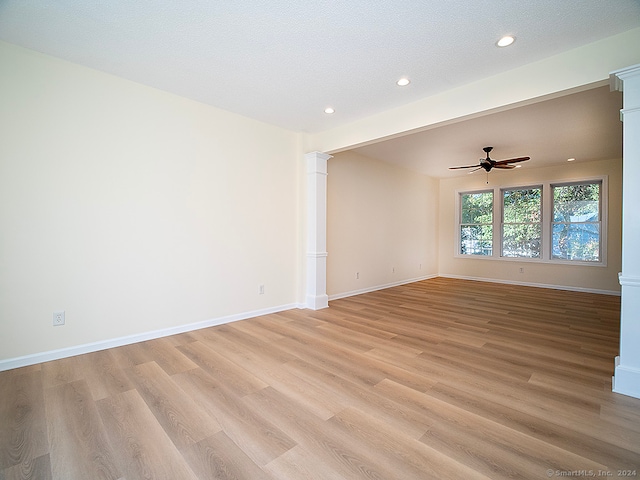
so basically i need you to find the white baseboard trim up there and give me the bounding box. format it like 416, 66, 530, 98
0, 273, 618, 372
0, 302, 300, 372
328, 274, 438, 301
438, 274, 621, 296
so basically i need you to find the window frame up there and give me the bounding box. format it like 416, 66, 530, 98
454, 176, 607, 266
458, 189, 494, 257
500, 185, 543, 259
550, 179, 604, 263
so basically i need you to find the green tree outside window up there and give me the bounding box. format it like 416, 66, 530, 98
552, 182, 601, 261
460, 191, 493, 255
502, 188, 542, 258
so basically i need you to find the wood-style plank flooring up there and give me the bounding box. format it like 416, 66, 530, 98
1, 277, 639, 479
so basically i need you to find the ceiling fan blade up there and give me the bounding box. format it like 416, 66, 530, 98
493, 156, 530, 165
449, 165, 480, 169
450, 151, 529, 172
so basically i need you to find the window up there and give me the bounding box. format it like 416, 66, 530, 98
501, 187, 541, 258
552, 181, 601, 262
456, 177, 606, 265
460, 191, 493, 256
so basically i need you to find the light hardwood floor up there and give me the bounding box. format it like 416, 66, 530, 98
1, 277, 639, 479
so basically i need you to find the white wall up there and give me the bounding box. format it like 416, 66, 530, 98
327, 151, 438, 298
0, 42, 301, 362
438, 158, 622, 294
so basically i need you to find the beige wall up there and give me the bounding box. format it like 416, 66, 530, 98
0, 42, 301, 361
0, 37, 628, 365
327, 151, 438, 298
438, 158, 622, 293
327, 153, 621, 298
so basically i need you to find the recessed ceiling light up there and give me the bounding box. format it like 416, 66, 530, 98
396, 78, 410, 86
567, 157, 576, 162
496, 35, 515, 47
324, 107, 335, 114
515, 165, 522, 168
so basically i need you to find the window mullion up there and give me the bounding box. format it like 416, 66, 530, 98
542, 185, 551, 261
494, 186, 500, 258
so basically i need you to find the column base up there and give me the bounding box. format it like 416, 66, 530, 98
306, 294, 329, 310
613, 356, 640, 399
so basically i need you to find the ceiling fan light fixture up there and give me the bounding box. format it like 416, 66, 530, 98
496, 35, 515, 47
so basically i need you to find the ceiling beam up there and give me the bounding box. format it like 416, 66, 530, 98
305, 27, 640, 154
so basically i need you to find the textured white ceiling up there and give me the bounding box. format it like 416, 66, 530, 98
0, 0, 639, 133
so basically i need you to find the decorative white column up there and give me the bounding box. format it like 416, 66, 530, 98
611, 64, 640, 399
305, 151, 332, 310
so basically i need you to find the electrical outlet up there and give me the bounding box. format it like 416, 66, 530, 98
519, 267, 524, 274
53, 311, 65, 326
259, 285, 265, 295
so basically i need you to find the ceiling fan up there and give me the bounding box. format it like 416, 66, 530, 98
449, 146, 530, 173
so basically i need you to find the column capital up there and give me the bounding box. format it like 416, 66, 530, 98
610, 63, 640, 91
305, 151, 332, 175
611, 64, 640, 110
